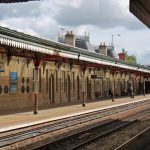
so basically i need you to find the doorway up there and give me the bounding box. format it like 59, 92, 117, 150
77, 76, 80, 100
49, 74, 55, 104
66, 75, 71, 102
86, 77, 91, 100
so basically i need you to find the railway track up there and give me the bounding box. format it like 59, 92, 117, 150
34, 109, 150, 150
0, 99, 150, 149
115, 127, 150, 150
35, 119, 138, 150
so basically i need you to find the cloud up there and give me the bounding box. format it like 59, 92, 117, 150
0, 16, 58, 39
54, 0, 144, 29
0, 0, 149, 64
0, 1, 40, 19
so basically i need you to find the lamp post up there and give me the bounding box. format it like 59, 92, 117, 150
111, 34, 120, 50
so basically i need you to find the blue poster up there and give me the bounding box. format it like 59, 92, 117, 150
10, 72, 18, 93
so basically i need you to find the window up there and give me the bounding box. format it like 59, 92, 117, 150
55, 70, 58, 92
61, 71, 65, 92
46, 69, 48, 93
33, 68, 40, 92
39, 69, 41, 93
72, 72, 75, 91
106, 78, 110, 91
32, 69, 35, 92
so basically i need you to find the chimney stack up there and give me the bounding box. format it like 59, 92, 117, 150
118, 49, 127, 61
64, 31, 75, 47
99, 42, 107, 56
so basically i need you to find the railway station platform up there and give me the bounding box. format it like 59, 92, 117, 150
0, 94, 150, 132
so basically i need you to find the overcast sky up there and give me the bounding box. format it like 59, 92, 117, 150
0, 0, 150, 64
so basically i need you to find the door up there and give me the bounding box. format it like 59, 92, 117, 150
49, 74, 55, 104
86, 77, 91, 100
77, 76, 80, 100
67, 75, 71, 102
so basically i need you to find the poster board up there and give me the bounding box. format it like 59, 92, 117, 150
10, 72, 18, 94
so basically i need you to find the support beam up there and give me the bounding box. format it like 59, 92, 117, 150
130, 74, 134, 98
26, 58, 32, 68
112, 73, 115, 102
82, 74, 85, 107
33, 65, 39, 114
33, 55, 41, 114
143, 79, 145, 96
130, 0, 150, 28
43, 61, 47, 74
81, 65, 86, 107
7, 47, 12, 66
0, 0, 39, 3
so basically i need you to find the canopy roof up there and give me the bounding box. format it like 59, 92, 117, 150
130, 0, 150, 28
0, 25, 150, 73
0, 0, 38, 3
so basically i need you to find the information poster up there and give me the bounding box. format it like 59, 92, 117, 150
10, 72, 18, 94
0, 54, 4, 72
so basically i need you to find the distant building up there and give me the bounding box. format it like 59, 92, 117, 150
58, 32, 116, 58
118, 49, 137, 65
58, 32, 95, 52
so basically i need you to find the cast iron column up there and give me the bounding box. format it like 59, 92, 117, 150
82, 71, 85, 107
112, 73, 115, 102
33, 59, 40, 115
143, 79, 145, 96
131, 75, 133, 98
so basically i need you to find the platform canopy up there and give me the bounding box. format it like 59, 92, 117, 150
130, 0, 150, 28
0, 0, 39, 3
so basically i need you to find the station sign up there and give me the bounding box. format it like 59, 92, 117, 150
91, 74, 97, 79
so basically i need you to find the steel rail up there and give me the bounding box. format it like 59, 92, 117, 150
69, 120, 138, 150
114, 126, 150, 150
0, 99, 150, 148
35, 120, 138, 150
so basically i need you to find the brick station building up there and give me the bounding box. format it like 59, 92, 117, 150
0, 26, 150, 114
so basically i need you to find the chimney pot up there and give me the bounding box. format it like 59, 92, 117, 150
64, 31, 75, 47
99, 42, 107, 56
118, 52, 126, 61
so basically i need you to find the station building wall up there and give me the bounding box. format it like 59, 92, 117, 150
0, 53, 143, 113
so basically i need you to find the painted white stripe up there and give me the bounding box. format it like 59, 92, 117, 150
0, 37, 55, 55
59, 52, 78, 59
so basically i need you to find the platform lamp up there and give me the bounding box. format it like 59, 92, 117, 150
111, 34, 120, 51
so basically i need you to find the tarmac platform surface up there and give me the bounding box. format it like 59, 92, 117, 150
0, 94, 150, 132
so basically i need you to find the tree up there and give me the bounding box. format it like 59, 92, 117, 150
120, 48, 137, 64
127, 55, 137, 64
